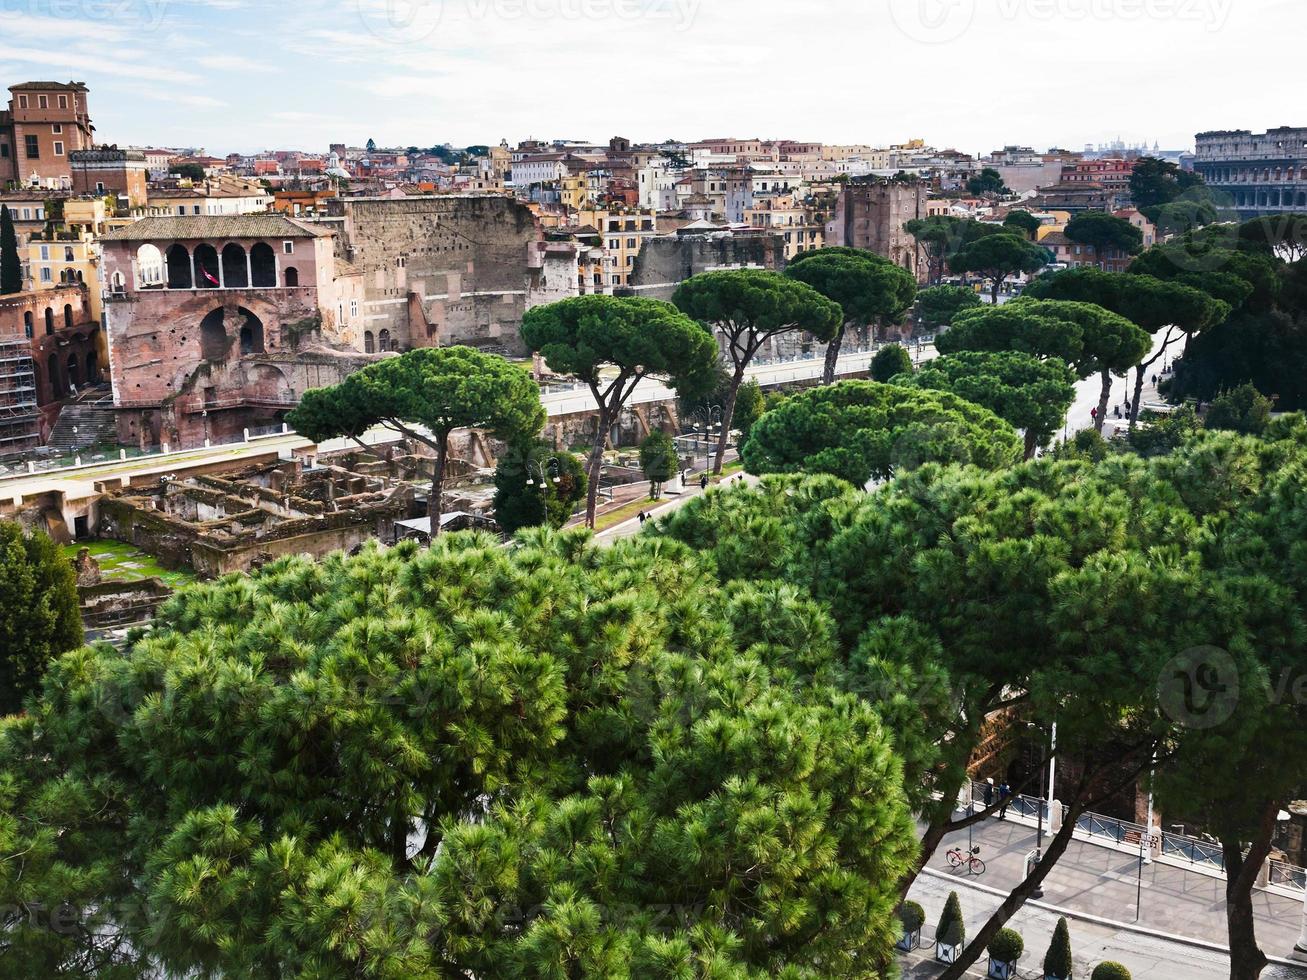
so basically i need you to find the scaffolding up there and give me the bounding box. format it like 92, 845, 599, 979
0, 336, 41, 453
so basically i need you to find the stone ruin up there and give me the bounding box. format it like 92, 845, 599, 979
95, 446, 445, 578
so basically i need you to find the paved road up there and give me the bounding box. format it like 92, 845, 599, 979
903, 870, 1307, 979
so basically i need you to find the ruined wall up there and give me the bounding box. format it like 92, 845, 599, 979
330, 196, 542, 355
628, 233, 787, 302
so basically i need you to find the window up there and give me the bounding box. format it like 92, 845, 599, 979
53, 141, 64, 156
627, 238, 636, 248
18, 95, 27, 108
177, 206, 185, 215
25, 135, 39, 159
349, 299, 359, 318
38, 95, 47, 109
58, 95, 67, 109
95, 181, 105, 193
40, 268, 52, 283
20, 208, 30, 220
193, 206, 201, 215
282, 241, 294, 254
40, 245, 50, 261
396, 256, 406, 268
52, 124, 62, 134
0, 142, 7, 158
65, 247, 74, 262
34, 208, 42, 220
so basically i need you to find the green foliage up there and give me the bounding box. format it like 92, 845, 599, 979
1204, 383, 1272, 435
1054, 427, 1111, 463
898, 900, 926, 933
731, 379, 765, 443
1007, 297, 1151, 379
784, 250, 917, 327
1125, 406, 1202, 457
0, 205, 21, 295
1044, 917, 1073, 977
1128, 243, 1281, 314
1144, 197, 1219, 237
1239, 214, 1307, 262
1003, 210, 1042, 239
168, 162, 206, 182
1166, 311, 1307, 410
870, 344, 913, 383
523, 295, 718, 398
936, 302, 1085, 366
674, 269, 843, 348
987, 927, 1024, 962
638, 431, 680, 493
0, 523, 82, 715
741, 380, 1022, 485
966, 168, 1010, 198
1091, 962, 1132, 980
900, 350, 1077, 454
948, 233, 1049, 300
0, 533, 919, 977
937, 891, 965, 946
914, 285, 982, 330
1024, 266, 1230, 337
1065, 211, 1145, 260
1129, 156, 1203, 210
492, 441, 588, 535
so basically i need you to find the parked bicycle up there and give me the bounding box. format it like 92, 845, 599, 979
946, 845, 986, 875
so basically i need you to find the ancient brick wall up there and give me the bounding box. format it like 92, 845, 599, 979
628, 233, 787, 302
330, 196, 543, 355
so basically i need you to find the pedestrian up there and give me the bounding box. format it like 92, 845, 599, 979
1151, 374, 1158, 386
1114, 406, 1121, 419
983, 778, 994, 809
637, 511, 646, 526
1090, 407, 1098, 423
699, 474, 708, 491
998, 782, 1011, 820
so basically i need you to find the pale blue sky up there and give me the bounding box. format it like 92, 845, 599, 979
0, 0, 1300, 156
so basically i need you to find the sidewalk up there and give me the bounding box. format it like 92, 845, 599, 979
902, 814, 1307, 977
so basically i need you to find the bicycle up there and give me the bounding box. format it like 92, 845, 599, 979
945, 845, 986, 875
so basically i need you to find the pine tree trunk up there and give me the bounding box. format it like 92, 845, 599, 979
1024, 428, 1040, 460
1130, 365, 1147, 429
1222, 804, 1277, 980
714, 367, 745, 475
897, 820, 950, 903
583, 406, 611, 528
991, 279, 1002, 305
427, 438, 447, 546
1097, 370, 1113, 435
823, 325, 845, 385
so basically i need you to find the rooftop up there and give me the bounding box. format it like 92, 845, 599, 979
10, 80, 89, 91
101, 214, 333, 242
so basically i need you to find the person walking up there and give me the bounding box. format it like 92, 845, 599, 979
637, 511, 647, 526
998, 781, 1012, 820
699, 473, 709, 491
1090, 407, 1098, 424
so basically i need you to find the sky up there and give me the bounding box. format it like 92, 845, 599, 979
0, 0, 1302, 156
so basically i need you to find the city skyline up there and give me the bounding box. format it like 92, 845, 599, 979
0, 0, 1302, 154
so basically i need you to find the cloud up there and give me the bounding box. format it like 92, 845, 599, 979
0, 43, 198, 84
196, 54, 274, 72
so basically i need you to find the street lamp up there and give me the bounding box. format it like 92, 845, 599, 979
1024, 720, 1053, 899
525, 456, 562, 489
695, 405, 723, 472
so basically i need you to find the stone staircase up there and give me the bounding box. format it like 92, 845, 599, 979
47, 392, 118, 452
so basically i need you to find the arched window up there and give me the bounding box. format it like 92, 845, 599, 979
378, 329, 391, 352
364, 331, 375, 354
284, 267, 299, 287
250, 243, 276, 287
64, 304, 73, 329
221, 244, 248, 288
44, 308, 54, 335
166, 244, 192, 289
23, 312, 33, 338
239, 316, 265, 355
47, 353, 63, 399
193, 244, 219, 288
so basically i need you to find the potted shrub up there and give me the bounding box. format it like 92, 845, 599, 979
1044, 916, 1073, 980
987, 927, 1024, 979
935, 891, 965, 963
1091, 963, 1131, 980
896, 900, 925, 952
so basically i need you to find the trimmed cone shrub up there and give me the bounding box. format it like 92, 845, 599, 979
1091, 963, 1131, 980
988, 927, 1024, 963
1044, 917, 1073, 978
937, 891, 965, 946
898, 900, 926, 933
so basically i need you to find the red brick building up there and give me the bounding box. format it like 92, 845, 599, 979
0, 82, 94, 189
100, 214, 369, 450
70, 147, 148, 206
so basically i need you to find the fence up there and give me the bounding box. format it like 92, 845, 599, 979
964, 780, 1306, 886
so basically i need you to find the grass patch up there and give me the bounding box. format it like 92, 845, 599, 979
590, 497, 659, 533
64, 540, 196, 589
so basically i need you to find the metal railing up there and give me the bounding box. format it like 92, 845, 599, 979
1161, 832, 1226, 872
1270, 859, 1307, 895
1077, 811, 1147, 847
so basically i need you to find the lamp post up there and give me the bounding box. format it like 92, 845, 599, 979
526, 456, 561, 490
695, 405, 722, 472
1025, 720, 1052, 899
